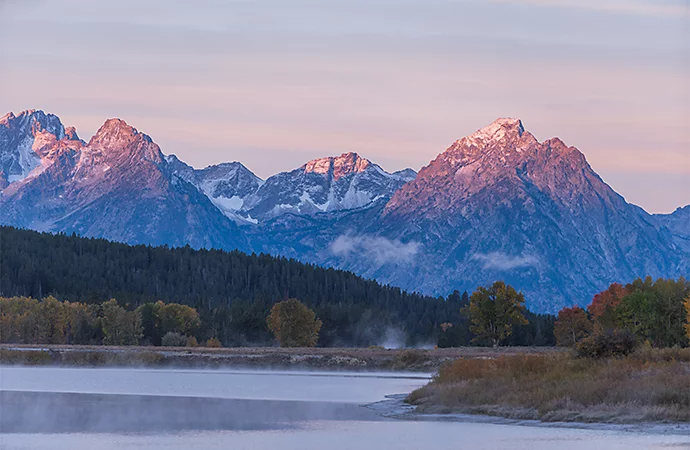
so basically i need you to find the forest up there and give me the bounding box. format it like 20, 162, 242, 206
0, 226, 555, 347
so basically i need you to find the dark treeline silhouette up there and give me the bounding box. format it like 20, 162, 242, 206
0, 226, 555, 347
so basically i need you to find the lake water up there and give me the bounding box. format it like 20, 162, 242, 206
0, 366, 687, 449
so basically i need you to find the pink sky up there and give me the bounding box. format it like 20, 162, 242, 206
1, 0, 688, 213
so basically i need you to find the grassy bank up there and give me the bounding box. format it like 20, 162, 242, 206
407, 347, 690, 423
0, 345, 560, 372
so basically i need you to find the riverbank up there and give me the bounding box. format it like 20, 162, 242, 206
367, 394, 690, 436
0, 344, 560, 371
405, 348, 690, 425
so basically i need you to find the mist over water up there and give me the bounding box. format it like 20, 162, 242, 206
0, 366, 686, 449
0, 366, 429, 403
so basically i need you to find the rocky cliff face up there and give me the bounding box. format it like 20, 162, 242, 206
1, 110, 686, 312
655, 205, 690, 255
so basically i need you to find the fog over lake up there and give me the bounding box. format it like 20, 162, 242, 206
0, 367, 686, 449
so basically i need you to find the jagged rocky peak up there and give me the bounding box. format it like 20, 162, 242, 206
197, 161, 263, 202
392, 168, 417, 181
303, 152, 374, 180
1, 109, 66, 139
199, 161, 256, 179
384, 117, 612, 218
441, 117, 539, 164
435, 117, 592, 173
0, 112, 13, 124
0, 109, 83, 185
64, 126, 80, 141
466, 117, 525, 141
85, 118, 162, 164
89, 118, 152, 148
243, 151, 413, 220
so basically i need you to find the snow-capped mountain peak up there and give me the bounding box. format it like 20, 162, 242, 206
0, 110, 81, 186
81, 118, 162, 169
89, 118, 153, 148
244, 152, 415, 219
303, 152, 374, 180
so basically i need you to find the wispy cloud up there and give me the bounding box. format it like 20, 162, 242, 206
472, 252, 539, 270
330, 234, 420, 265
491, 0, 689, 18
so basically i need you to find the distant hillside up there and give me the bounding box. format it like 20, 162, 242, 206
0, 226, 554, 346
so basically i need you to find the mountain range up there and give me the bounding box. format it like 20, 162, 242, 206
1, 109, 687, 312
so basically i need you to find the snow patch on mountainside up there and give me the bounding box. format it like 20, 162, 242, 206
245, 152, 415, 219
7, 135, 40, 182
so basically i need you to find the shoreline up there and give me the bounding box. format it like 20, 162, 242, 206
0, 344, 560, 372
366, 394, 690, 436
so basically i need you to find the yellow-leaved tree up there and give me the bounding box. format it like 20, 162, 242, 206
463, 281, 528, 348
267, 299, 322, 347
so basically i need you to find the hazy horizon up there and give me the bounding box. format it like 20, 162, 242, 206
1, 0, 687, 213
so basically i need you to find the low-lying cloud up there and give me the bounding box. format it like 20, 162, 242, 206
472, 252, 538, 270
330, 234, 420, 265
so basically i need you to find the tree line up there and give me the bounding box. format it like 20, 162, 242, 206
0, 226, 554, 347
0, 296, 216, 347
553, 277, 690, 353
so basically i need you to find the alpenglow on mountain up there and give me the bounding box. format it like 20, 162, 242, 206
1, 110, 687, 313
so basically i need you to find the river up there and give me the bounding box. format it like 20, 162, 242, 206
0, 366, 687, 449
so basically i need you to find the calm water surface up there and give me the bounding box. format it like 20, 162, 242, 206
0, 366, 687, 449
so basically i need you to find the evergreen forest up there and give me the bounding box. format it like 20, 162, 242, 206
0, 226, 555, 347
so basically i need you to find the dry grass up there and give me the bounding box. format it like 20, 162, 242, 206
407, 348, 690, 423
0, 344, 562, 371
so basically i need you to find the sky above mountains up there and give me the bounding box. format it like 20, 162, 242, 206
1, 0, 687, 213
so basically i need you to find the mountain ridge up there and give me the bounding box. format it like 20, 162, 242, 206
0, 111, 250, 251
1, 109, 686, 313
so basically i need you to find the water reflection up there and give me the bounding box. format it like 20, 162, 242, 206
1, 391, 382, 433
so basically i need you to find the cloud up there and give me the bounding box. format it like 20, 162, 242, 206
472, 252, 539, 270
491, 0, 689, 18
330, 234, 420, 265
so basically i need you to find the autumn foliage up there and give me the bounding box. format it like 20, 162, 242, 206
267, 299, 322, 347
463, 281, 528, 348
0, 296, 202, 347
555, 276, 689, 352
588, 283, 627, 317
587, 283, 627, 329
554, 306, 592, 347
